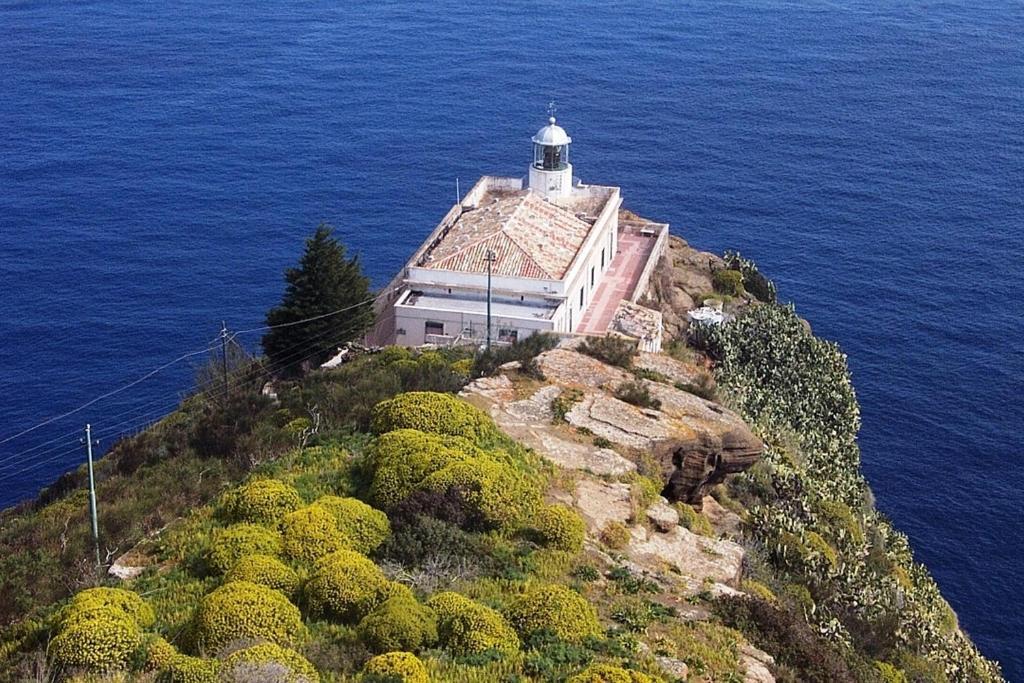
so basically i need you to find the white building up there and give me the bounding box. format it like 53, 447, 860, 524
372, 117, 668, 349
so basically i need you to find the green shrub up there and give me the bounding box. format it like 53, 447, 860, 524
221, 479, 303, 525
193, 580, 306, 653
304, 549, 402, 622
418, 457, 541, 531
208, 523, 283, 574
506, 584, 602, 643
551, 388, 585, 423
225, 554, 300, 596
362, 651, 429, 683
64, 586, 156, 629
369, 429, 482, 509
357, 595, 438, 654
313, 495, 390, 554
49, 608, 143, 672
804, 530, 839, 570
281, 505, 347, 563
875, 661, 909, 683
816, 499, 865, 547
600, 521, 632, 550
712, 269, 744, 296
675, 503, 714, 537
471, 331, 559, 379
613, 381, 661, 410
144, 635, 179, 670
723, 250, 777, 303
740, 579, 777, 603
567, 663, 662, 682
370, 392, 496, 441
578, 335, 637, 368
530, 504, 586, 554
651, 620, 743, 680
427, 591, 520, 655
221, 642, 320, 682
166, 654, 221, 682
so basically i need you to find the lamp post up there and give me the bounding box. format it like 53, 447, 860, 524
484, 249, 496, 351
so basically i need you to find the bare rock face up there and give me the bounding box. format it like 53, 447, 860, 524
462, 346, 763, 508
643, 235, 729, 340
646, 499, 680, 532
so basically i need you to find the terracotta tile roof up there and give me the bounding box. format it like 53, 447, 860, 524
424, 191, 593, 280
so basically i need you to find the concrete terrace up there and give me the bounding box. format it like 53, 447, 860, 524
577, 222, 664, 335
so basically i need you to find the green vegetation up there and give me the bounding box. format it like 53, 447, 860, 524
612, 380, 662, 410
578, 335, 638, 368
262, 224, 375, 373
712, 268, 745, 297
697, 300, 1002, 681
0, 250, 1001, 682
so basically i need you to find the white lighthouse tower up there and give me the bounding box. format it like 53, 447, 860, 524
528, 116, 574, 199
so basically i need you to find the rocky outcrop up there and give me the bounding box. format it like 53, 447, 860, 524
463, 344, 763, 509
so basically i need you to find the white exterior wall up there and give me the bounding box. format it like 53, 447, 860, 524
557, 187, 622, 332
394, 300, 556, 347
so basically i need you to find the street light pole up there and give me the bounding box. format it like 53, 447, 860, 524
484, 249, 496, 351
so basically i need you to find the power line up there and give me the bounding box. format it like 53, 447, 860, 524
0, 291, 393, 481
0, 343, 220, 447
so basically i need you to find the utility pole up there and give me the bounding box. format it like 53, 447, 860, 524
484, 249, 496, 351
81, 424, 101, 568
219, 321, 229, 397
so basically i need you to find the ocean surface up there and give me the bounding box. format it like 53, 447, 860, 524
1, 0, 1021, 677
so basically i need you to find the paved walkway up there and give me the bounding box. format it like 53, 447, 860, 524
577, 228, 659, 335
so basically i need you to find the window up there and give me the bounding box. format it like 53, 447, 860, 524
579, 287, 584, 307
425, 321, 444, 337
498, 328, 518, 343
590, 266, 595, 287
601, 248, 605, 268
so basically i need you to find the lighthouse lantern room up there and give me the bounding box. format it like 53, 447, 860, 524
529, 116, 574, 199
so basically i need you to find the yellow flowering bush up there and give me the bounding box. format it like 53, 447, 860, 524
418, 457, 540, 531
506, 584, 602, 643
64, 587, 156, 629
222, 479, 303, 525
312, 495, 390, 554
304, 549, 404, 622
166, 654, 221, 683
370, 391, 496, 441
222, 642, 320, 682
193, 580, 306, 653
369, 429, 481, 509
144, 635, 178, 671
362, 651, 429, 683
208, 523, 282, 574
225, 554, 300, 596
281, 505, 347, 563
49, 607, 143, 672
567, 664, 662, 683
426, 591, 519, 655
530, 504, 586, 554
356, 595, 438, 654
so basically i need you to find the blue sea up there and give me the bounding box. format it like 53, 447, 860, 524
1, 0, 1021, 677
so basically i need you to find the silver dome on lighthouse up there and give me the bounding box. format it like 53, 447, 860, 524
532, 117, 572, 146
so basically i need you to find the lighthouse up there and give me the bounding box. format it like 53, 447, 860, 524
528, 116, 574, 199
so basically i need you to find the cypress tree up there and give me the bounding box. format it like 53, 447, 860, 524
262, 225, 375, 373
